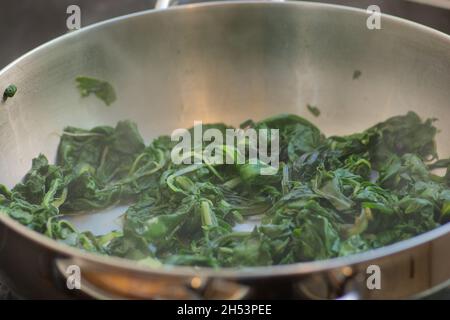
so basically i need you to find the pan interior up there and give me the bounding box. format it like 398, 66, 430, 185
1, 3, 449, 256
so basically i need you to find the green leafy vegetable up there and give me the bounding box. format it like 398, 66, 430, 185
307, 104, 321, 117
3, 84, 17, 101
76, 76, 116, 106
353, 70, 362, 80
1, 111, 448, 268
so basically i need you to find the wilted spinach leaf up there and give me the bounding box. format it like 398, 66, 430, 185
3, 84, 17, 101
76, 76, 116, 106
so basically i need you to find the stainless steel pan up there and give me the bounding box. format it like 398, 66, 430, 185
0, 0, 449, 299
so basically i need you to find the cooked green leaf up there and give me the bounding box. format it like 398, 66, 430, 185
2, 111, 448, 267
76, 76, 116, 106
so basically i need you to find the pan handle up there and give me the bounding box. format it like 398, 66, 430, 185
55, 257, 250, 299
155, 0, 172, 9
155, 0, 286, 10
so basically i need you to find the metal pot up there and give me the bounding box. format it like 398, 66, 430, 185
0, 0, 449, 299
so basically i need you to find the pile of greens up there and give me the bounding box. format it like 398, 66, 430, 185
1, 112, 449, 267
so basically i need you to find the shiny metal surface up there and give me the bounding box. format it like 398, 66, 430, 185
0, 1, 449, 299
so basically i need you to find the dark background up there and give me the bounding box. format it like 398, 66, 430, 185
0, 0, 449, 299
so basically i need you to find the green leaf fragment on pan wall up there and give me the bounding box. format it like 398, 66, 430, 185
3, 84, 17, 101
307, 104, 320, 117
76, 76, 116, 106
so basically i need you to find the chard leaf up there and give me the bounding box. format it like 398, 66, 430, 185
76, 76, 116, 106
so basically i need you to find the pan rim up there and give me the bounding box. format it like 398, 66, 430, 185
1, 0, 450, 78
0, 0, 449, 278
2, 209, 449, 278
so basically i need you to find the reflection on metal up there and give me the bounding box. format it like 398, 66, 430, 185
155, 0, 174, 10
405, 0, 450, 10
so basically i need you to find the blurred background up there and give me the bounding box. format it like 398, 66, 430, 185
0, 0, 449, 69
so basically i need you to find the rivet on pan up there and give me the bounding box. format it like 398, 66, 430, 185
190, 276, 202, 289
341, 267, 353, 277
